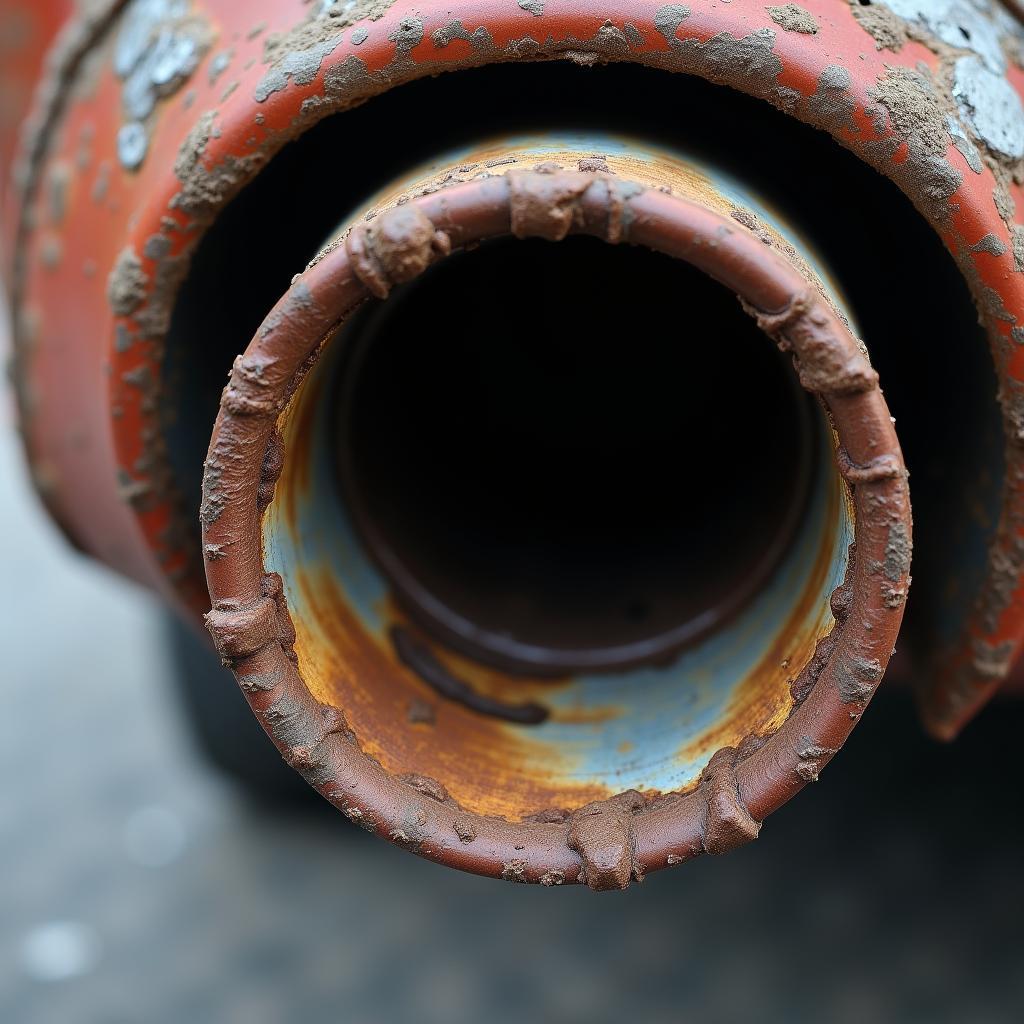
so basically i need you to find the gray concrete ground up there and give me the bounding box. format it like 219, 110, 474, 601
2, 399, 1023, 1022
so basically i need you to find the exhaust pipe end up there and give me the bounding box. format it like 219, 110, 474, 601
201, 165, 910, 888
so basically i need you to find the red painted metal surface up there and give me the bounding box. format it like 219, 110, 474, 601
0, 0, 72, 228
5, 0, 1024, 881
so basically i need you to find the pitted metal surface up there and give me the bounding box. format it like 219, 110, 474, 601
6, 0, 1024, 885
197, 162, 909, 886
2, 412, 1021, 1013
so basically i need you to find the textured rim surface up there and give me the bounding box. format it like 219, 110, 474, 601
201, 167, 911, 889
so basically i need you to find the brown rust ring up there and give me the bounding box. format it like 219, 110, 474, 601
201, 168, 911, 890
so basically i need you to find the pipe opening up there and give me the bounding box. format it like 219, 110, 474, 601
239, 161, 883, 828
186, 70, 912, 873
170, 64, 991, 690
335, 235, 817, 675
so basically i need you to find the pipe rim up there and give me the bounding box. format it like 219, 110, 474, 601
201, 166, 911, 889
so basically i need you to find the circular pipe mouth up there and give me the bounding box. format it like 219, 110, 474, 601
333, 234, 818, 676
201, 165, 910, 890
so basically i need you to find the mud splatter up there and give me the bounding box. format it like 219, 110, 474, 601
766, 5, 818, 35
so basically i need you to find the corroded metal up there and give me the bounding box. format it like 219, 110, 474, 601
4, 0, 1024, 731
4, 0, 1024, 883
257, 137, 858, 830
201, 166, 910, 887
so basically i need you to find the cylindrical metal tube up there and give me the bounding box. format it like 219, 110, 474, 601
200, 145, 909, 887
7, 0, 1024, 886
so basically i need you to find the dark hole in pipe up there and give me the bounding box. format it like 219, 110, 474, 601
166, 61, 1000, 673
333, 235, 818, 675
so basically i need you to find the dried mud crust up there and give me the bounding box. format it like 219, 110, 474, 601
8, 0, 130, 516
10, 2, 1004, 745
200, 168, 910, 890
767, 5, 819, 35
142, 1, 1024, 737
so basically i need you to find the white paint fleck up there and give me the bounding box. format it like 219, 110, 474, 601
880, 0, 1007, 73
953, 54, 1024, 160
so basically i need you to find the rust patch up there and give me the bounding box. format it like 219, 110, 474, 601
390, 626, 549, 725
292, 565, 614, 819
201, 170, 907, 882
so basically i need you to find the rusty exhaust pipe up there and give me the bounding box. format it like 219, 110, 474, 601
12, 0, 1024, 890
201, 141, 910, 888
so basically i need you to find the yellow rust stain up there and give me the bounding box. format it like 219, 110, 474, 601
270, 377, 854, 819
263, 138, 859, 821
325, 135, 756, 246
274, 364, 325, 537
372, 594, 628, 726
319, 133, 850, 320
291, 566, 615, 820
673, 469, 853, 773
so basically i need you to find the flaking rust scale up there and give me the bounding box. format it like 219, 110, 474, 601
4, 0, 1024, 886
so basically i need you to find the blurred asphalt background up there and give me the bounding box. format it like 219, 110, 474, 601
2, 388, 1024, 1023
